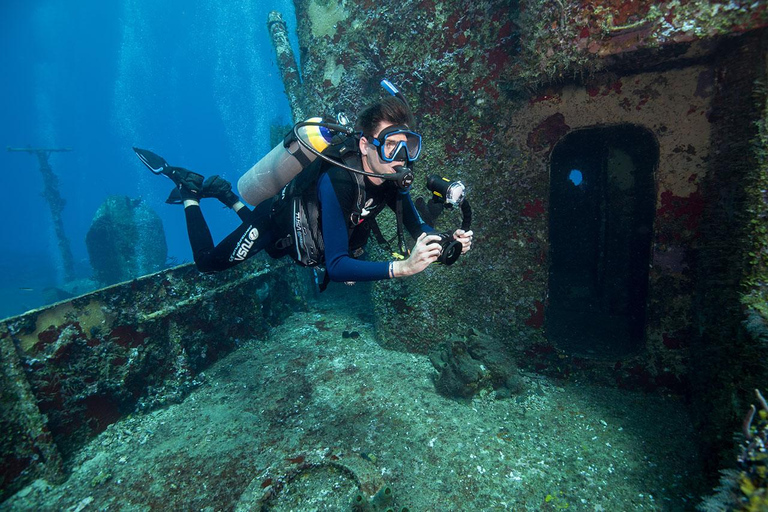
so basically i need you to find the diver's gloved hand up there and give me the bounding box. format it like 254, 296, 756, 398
202, 175, 240, 208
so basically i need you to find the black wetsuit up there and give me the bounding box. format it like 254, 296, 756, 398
184, 197, 275, 273
184, 166, 430, 278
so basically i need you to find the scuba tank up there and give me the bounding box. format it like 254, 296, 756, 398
238, 79, 417, 207
237, 117, 338, 207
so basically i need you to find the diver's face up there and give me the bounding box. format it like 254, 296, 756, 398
360, 122, 407, 185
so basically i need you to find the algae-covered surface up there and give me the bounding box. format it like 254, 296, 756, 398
3, 291, 706, 511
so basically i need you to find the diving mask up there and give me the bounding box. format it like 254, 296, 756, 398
370, 124, 422, 163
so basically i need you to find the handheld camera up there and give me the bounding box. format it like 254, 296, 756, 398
424, 175, 472, 266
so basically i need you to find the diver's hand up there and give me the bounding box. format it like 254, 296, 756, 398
453, 229, 473, 255
393, 232, 442, 277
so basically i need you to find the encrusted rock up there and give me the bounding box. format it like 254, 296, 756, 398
429, 328, 524, 399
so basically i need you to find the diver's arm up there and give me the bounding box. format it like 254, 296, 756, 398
398, 189, 435, 238
318, 174, 391, 282
388, 189, 442, 276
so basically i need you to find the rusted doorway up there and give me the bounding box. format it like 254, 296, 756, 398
547, 125, 657, 358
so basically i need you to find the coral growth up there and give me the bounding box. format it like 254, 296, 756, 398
698, 389, 768, 511
741, 79, 768, 321
517, 0, 768, 88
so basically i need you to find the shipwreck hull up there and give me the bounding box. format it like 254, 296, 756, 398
0, 258, 307, 498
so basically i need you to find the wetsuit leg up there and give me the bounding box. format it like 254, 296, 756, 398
183, 200, 274, 273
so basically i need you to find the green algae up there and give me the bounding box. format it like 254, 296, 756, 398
741, 78, 768, 321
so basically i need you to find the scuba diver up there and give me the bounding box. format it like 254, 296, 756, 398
134, 84, 473, 289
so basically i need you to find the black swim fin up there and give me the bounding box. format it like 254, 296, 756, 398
133, 147, 204, 201
165, 188, 183, 204
133, 147, 168, 175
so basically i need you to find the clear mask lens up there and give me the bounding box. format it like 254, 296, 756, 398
373, 127, 422, 162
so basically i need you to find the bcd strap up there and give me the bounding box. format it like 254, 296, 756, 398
395, 193, 407, 256
367, 194, 408, 258
347, 155, 367, 227
319, 269, 331, 292
369, 219, 391, 248
283, 129, 314, 168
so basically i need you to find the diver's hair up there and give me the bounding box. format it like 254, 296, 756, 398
356, 96, 414, 139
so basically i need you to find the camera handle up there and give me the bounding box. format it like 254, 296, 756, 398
458, 199, 472, 232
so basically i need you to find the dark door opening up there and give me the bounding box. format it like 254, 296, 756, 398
547, 125, 657, 358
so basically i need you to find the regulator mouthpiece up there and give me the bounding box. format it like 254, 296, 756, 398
392, 165, 414, 189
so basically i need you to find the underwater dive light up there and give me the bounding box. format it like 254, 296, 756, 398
427, 175, 466, 207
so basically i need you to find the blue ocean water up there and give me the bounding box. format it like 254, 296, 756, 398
0, 0, 298, 318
